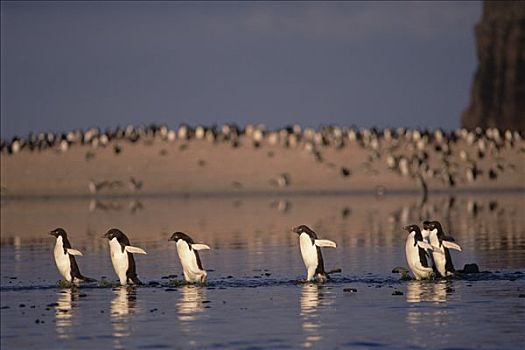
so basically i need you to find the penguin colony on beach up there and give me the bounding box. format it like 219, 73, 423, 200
50, 221, 461, 286
2, 124, 523, 191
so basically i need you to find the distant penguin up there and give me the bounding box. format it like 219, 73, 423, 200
423, 221, 462, 277
292, 225, 337, 283
402, 224, 434, 280
49, 228, 96, 284
169, 232, 210, 283
103, 228, 147, 285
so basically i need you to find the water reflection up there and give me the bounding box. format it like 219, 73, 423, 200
300, 284, 335, 348
406, 281, 452, 333
175, 285, 207, 347
406, 281, 449, 304
55, 289, 78, 339
88, 199, 143, 213
177, 285, 206, 323
1, 194, 524, 270
111, 287, 137, 350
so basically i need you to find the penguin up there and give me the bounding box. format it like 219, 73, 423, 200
103, 228, 147, 285
420, 223, 436, 271
169, 232, 210, 283
292, 225, 337, 283
49, 228, 96, 284
423, 221, 462, 277
402, 224, 434, 280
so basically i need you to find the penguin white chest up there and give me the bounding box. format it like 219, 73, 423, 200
405, 232, 432, 280
421, 229, 431, 243
429, 230, 448, 276
176, 241, 205, 282
299, 233, 318, 270
54, 237, 71, 282
109, 238, 129, 284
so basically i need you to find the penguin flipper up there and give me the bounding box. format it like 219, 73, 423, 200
125, 246, 147, 254
192, 244, 211, 250
431, 245, 445, 253
442, 241, 462, 251
417, 241, 433, 250
67, 248, 83, 256
314, 239, 337, 248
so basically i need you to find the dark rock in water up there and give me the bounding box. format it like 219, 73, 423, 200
344, 288, 357, 293
1, 306, 10, 309
519, 294, 525, 298
462, 263, 480, 274
46, 303, 59, 307
19, 304, 26, 308
164, 288, 177, 292
148, 281, 160, 286
461, 1, 525, 130
392, 291, 404, 296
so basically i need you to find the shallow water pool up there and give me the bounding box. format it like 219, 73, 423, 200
1, 193, 525, 349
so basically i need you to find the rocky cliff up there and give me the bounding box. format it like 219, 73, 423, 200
461, 1, 525, 131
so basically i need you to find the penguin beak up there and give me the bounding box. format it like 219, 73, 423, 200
402, 225, 410, 231
48, 231, 56, 237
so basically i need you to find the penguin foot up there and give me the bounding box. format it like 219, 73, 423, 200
78, 276, 97, 283
58, 280, 75, 288
296, 279, 312, 284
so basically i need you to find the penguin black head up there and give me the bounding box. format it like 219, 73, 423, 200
49, 228, 67, 238
168, 232, 194, 244
104, 228, 127, 241
403, 224, 423, 244
423, 220, 442, 232
402, 224, 420, 234
292, 225, 317, 238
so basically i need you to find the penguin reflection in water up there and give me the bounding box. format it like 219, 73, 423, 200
292, 225, 337, 283
402, 224, 435, 280
169, 232, 211, 283
103, 229, 147, 285
49, 228, 96, 284
423, 221, 462, 277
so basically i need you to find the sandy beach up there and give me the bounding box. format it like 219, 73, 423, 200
1, 127, 524, 197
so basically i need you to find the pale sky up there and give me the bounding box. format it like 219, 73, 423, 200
1, 1, 482, 138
